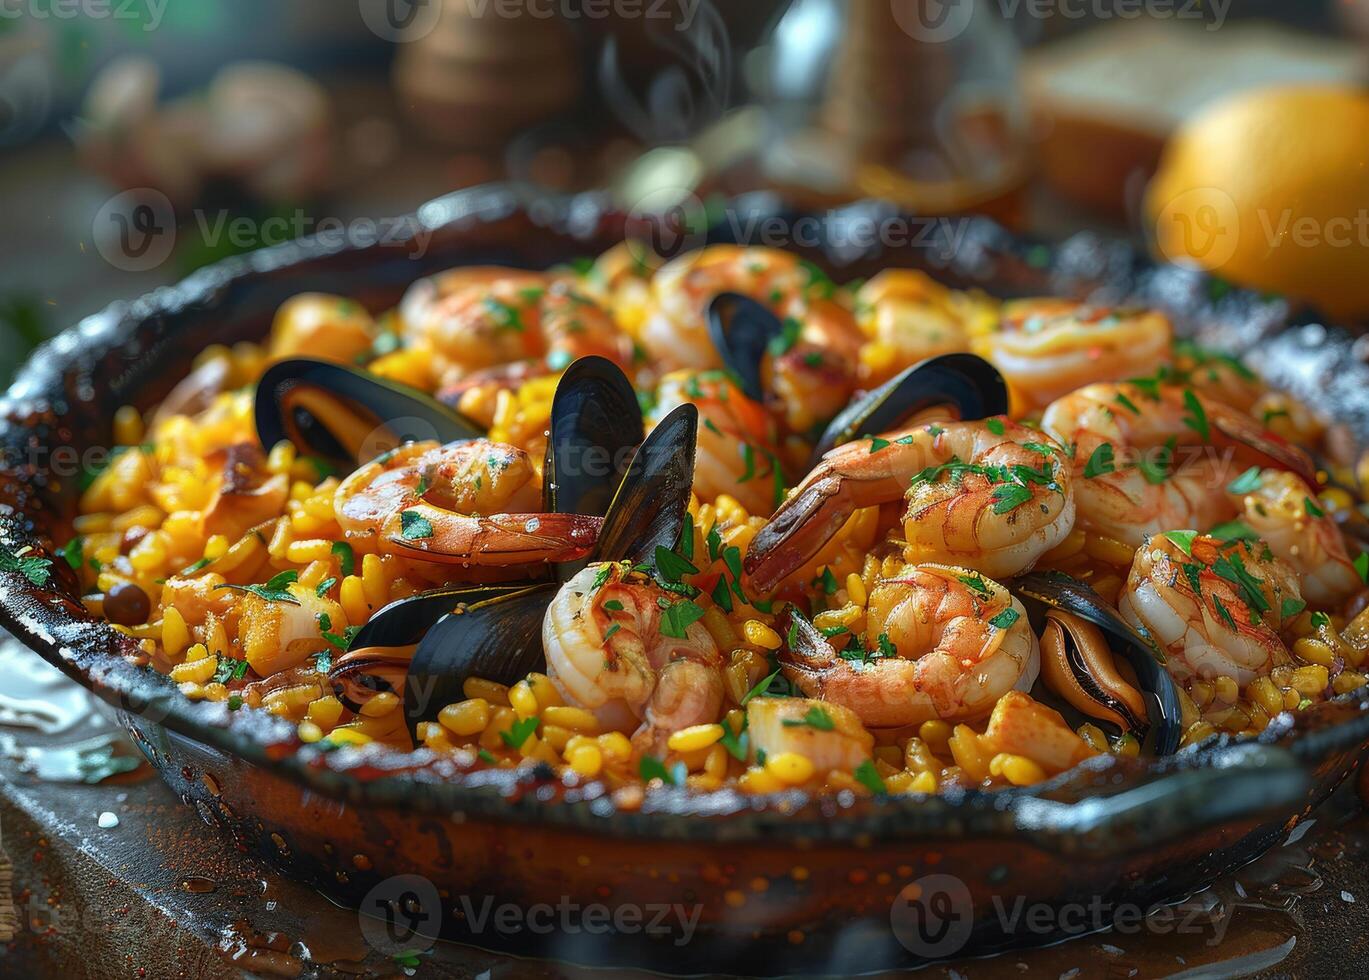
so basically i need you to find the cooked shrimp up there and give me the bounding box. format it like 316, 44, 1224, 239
267, 293, 374, 365
653, 370, 786, 517
1119, 532, 1301, 684
854, 270, 973, 385
783, 564, 1038, 727
334, 440, 600, 565
1228, 469, 1361, 607
543, 563, 724, 753
746, 696, 874, 773
980, 301, 1172, 413
746, 418, 1075, 590
401, 268, 632, 389
1042, 381, 1315, 548
641, 246, 860, 372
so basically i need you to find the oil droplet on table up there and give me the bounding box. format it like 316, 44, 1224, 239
182, 876, 217, 894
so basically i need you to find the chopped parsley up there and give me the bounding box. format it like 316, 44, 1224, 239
991, 483, 1034, 514
741, 669, 782, 706
400, 510, 434, 540
988, 608, 1020, 630
1310, 611, 1331, 629
1114, 392, 1141, 415
1167, 530, 1201, 556
1212, 594, 1238, 630
1227, 467, 1262, 495
1281, 598, 1307, 619
867, 435, 891, 454
768, 317, 802, 357
1210, 549, 1269, 619
782, 705, 835, 730
957, 572, 991, 598
1083, 443, 1116, 479
1182, 390, 1210, 442
638, 755, 682, 786
0, 547, 53, 587
315, 577, 338, 597
854, 759, 886, 795
985, 418, 1006, 436
818, 567, 839, 595
216, 570, 300, 605
654, 545, 699, 583
212, 656, 251, 685
659, 598, 706, 639
1356, 552, 1369, 584
1304, 496, 1325, 518
1137, 437, 1176, 485
500, 716, 539, 749
62, 537, 84, 570
1209, 520, 1257, 543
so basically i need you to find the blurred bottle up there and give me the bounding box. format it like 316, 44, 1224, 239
761, 0, 1030, 225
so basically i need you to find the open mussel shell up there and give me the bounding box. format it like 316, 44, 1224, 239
255, 358, 482, 470
403, 583, 560, 734
707, 292, 783, 403
1012, 571, 1182, 756
593, 403, 699, 567
328, 585, 525, 714
811, 353, 1009, 462
542, 356, 644, 518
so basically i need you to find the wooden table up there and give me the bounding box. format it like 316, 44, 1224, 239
1, 638, 1367, 979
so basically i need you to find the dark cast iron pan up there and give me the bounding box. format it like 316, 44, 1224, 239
2, 185, 1368, 974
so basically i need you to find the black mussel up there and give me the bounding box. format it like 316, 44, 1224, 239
328, 393, 699, 734
403, 584, 559, 735
255, 358, 482, 470
542, 356, 644, 519
593, 403, 699, 566
328, 584, 524, 714
811, 353, 1009, 462
1012, 571, 1182, 756
707, 292, 784, 403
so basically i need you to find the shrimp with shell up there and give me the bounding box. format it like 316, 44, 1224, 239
543, 562, 725, 753
746, 417, 1076, 591
334, 439, 600, 566
1119, 532, 1302, 684
782, 563, 1039, 728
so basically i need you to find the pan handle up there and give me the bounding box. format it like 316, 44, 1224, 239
1018, 743, 1311, 858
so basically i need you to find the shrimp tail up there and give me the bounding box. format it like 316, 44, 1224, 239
745, 471, 850, 592
1209, 403, 1317, 484
384, 507, 603, 565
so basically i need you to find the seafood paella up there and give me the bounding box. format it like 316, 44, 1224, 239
65, 244, 1369, 804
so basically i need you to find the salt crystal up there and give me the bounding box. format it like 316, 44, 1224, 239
97, 811, 119, 828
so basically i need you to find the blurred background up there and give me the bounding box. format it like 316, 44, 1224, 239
1, 0, 1366, 383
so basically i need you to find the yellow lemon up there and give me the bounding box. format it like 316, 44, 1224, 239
1146, 85, 1369, 320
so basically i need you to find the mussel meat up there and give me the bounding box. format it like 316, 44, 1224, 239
255, 357, 483, 470
1013, 570, 1182, 756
